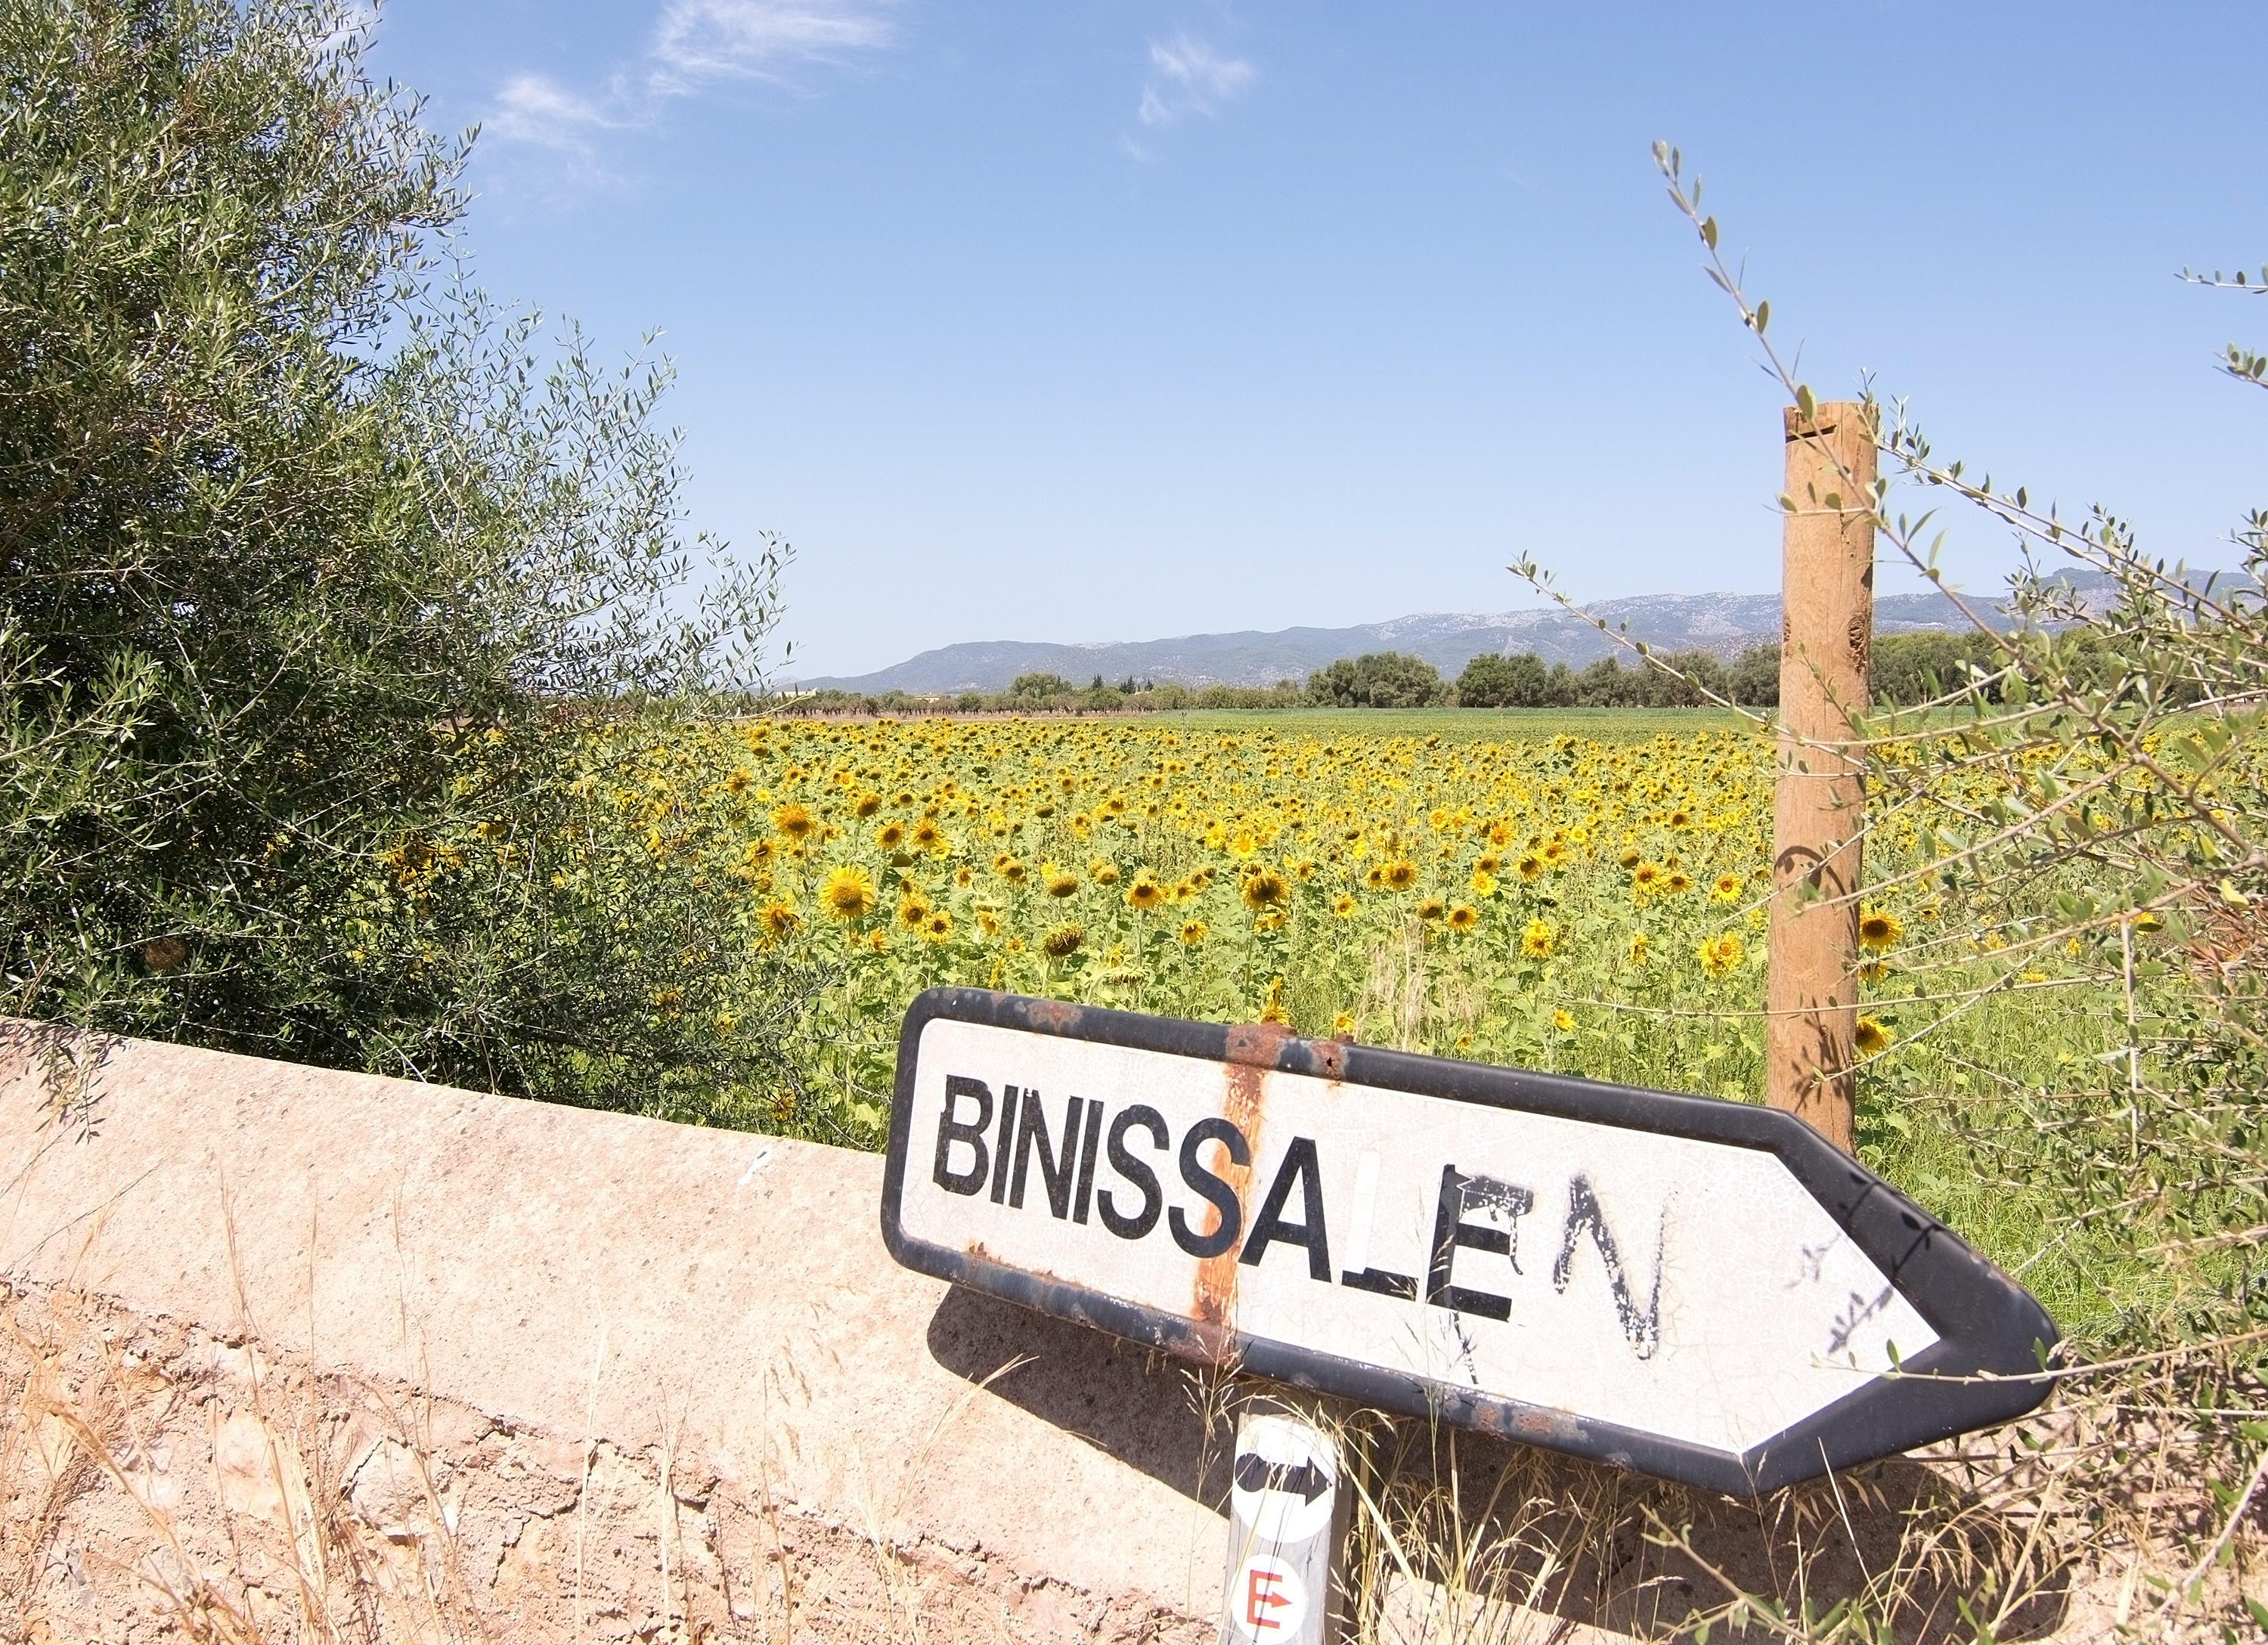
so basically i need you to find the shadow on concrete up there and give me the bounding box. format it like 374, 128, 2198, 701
925, 1287, 2070, 1645
924, 1283, 1233, 1511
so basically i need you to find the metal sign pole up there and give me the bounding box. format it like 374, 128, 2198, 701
1219, 1405, 1349, 1645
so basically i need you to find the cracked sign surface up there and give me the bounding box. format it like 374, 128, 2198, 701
881, 990, 2059, 1493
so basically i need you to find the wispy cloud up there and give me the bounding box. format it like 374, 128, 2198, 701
1137, 32, 1256, 128
487, 73, 627, 157
649, 0, 894, 88
482, 0, 894, 170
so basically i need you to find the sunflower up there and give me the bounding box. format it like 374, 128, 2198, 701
1126, 876, 1167, 912
773, 803, 817, 841
1516, 852, 1545, 881
1331, 1011, 1356, 1036
1241, 869, 1290, 910
1179, 919, 1208, 946
1697, 931, 1745, 978
1711, 873, 1742, 903
1042, 923, 1084, 959
1552, 1008, 1576, 1033
912, 817, 944, 850
854, 792, 883, 818
1418, 895, 1447, 922
1617, 847, 1643, 870
1331, 894, 1356, 918
1382, 859, 1418, 891
1470, 866, 1498, 897
820, 866, 876, 920
1668, 809, 1692, 829
1044, 867, 1080, 898
1092, 862, 1120, 885
897, 895, 931, 931
1858, 909, 1904, 950
1628, 931, 1650, 967
997, 857, 1028, 884
1665, 872, 1692, 894
876, 821, 906, 849
1447, 903, 1479, 934
1633, 862, 1660, 888
1259, 977, 1290, 1025
1520, 919, 1557, 960
758, 900, 801, 943
923, 911, 954, 944
1854, 1016, 1891, 1056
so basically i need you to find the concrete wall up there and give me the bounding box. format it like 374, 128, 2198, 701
0, 1021, 1232, 1620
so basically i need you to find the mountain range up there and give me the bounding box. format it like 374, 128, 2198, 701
788, 581, 2096, 695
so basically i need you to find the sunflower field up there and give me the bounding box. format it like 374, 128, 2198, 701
528, 708, 2164, 1308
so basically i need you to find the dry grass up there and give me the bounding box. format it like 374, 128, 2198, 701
0, 1282, 1201, 1644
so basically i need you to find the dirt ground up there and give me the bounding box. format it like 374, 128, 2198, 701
0, 1282, 1213, 1644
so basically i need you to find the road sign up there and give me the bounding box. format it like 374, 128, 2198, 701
880, 988, 2059, 1495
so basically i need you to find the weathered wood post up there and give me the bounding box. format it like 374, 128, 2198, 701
1768, 399, 1877, 1153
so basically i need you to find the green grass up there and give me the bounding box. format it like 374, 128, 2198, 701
1076, 706, 1758, 742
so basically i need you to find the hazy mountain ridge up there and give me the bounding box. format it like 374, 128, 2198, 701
789, 579, 2115, 695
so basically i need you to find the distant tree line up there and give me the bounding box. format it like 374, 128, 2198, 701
789, 631, 2130, 716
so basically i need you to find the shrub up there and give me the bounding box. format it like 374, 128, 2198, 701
1306, 651, 1447, 708
0, 0, 810, 1115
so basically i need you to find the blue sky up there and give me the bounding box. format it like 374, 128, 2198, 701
370, 2, 2265, 680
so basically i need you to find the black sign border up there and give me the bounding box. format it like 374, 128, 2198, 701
880, 987, 2058, 1496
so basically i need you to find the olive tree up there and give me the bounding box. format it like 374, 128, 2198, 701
1, 0, 811, 1117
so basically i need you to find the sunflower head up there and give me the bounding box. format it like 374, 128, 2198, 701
1854, 1016, 1891, 1056
773, 803, 817, 841
1697, 931, 1745, 978
1520, 919, 1557, 960
876, 821, 906, 849
1042, 923, 1084, 959
1045, 867, 1080, 898
1448, 903, 1479, 934
1179, 919, 1208, 946
923, 911, 954, 944
1858, 909, 1904, 950
1331, 893, 1356, 918
1241, 869, 1290, 910
1382, 859, 1418, 891
1418, 895, 1447, 922
1126, 876, 1166, 912
820, 866, 876, 920
854, 792, 883, 818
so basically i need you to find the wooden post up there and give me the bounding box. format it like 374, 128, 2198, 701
1768, 400, 1876, 1153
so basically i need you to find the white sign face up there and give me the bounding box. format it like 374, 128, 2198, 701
898, 1018, 1931, 1456
881, 991, 2058, 1492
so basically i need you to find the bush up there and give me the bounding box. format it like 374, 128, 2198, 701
1455, 652, 1548, 707
0, 0, 809, 1114
1306, 652, 1447, 708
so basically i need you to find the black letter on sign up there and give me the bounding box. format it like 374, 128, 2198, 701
1239, 1137, 1331, 1281
1427, 1166, 1533, 1321
1010, 1089, 1084, 1219
1552, 1175, 1662, 1360
1098, 1104, 1167, 1240
1170, 1117, 1250, 1259
932, 1076, 993, 1196
988, 1086, 1020, 1204
1071, 1098, 1105, 1225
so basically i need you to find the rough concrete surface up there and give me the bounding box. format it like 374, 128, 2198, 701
0, 1022, 1229, 1637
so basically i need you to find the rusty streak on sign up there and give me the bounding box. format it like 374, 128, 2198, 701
881, 989, 2058, 1495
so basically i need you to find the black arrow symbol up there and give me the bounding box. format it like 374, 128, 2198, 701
1234, 1451, 1330, 1504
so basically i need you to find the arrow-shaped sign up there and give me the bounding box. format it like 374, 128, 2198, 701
881, 988, 2057, 1495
